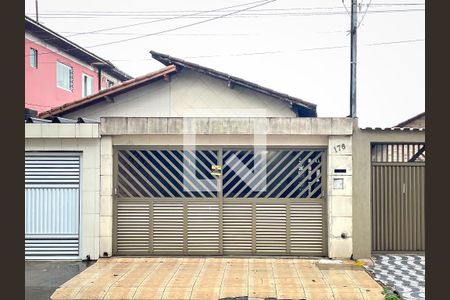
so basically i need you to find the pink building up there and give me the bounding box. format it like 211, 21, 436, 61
25, 16, 131, 113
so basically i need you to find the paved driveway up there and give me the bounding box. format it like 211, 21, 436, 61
51, 257, 383, 300
365, 254, 425, 300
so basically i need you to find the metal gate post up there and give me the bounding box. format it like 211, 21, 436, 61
218, 148, 224, 254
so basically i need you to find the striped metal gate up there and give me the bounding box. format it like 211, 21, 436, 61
114, 148, 326, 256
25, 153, 81, 259
371, 143, 425, 252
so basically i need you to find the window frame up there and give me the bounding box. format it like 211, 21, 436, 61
82, 73, 94, 97
30, 48, 38, 68
56, 61, 73, 92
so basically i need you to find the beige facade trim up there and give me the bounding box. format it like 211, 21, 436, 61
100, 117, 353, 136
25, 123, 100, 139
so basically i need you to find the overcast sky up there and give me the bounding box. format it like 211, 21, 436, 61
25, 0, 425, 127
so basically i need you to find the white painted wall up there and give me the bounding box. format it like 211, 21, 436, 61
25, 124, 101, 260
64, 81, 171, 119
63, 69, 296, 120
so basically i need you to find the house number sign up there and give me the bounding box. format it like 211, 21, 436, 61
333, 143, 346, 153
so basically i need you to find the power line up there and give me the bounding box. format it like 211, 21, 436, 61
100, 38, 424, 61
25, 8, 424, 19
365, 38, 424, 46
24, 3, 424, 15
185, 38, 424, 58
48, 30, 347, 37
24, 6, 424, 44
88, 0, 277, 48
26, 0, 277, 55
24, 2, 423, 58
24, 6, 424, 46
341, 0, 351, 15
27, 0, 273, 44
357, 0, 373, 28
29, 38, 424, 63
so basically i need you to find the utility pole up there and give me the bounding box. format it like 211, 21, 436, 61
350, 0, 357, 118
35, 0, 39, 22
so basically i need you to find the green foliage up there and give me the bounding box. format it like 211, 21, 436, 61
382, 287, 400, 300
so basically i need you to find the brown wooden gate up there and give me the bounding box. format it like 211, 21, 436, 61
371, 143, 425, 252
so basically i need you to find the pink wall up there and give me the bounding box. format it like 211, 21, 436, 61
25, 38, 100, 113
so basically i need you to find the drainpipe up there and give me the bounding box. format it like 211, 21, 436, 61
92, 62, 107, 92
97, 66, 102, 91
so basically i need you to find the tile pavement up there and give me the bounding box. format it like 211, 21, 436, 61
365, 254, 425, 300
51, 257, 384, 300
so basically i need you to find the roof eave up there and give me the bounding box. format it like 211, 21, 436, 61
38, 65, 176, 118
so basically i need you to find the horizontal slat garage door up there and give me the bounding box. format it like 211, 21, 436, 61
25, 154, 80, 259
222, 149, 325, 255
115, 149, 219, 255
114, 148, 326, 256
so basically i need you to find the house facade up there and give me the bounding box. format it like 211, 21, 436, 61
25, 16, 132, 113
24, 52, 425, 261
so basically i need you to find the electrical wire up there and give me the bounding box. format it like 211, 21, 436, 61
25, 0, 277, 56
84, 38, 423, 61
27, 0, 274, 44
87, 0, 277, 48
23, 2, 423, 60
24, 2, 424, 16
357, 0, 373, 28
28, 38, 424, 63
26, 8, 424, 19
24, 6, 424, 46
341, 0, 351, 15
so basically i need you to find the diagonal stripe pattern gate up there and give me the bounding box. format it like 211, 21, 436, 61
114, 148, 326, 256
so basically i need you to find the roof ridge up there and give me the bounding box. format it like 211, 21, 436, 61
149, 50, 317, 110
393, 112, 425, 128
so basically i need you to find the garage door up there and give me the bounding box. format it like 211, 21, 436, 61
25, 154, 80, 259
114, 148, 326, 256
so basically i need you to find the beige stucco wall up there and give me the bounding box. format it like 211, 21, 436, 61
25, 123, 101, 260
327, 135, 353, 258
169, 69, 296, 117
63, 69, 297, 120
352, 124, 425, 259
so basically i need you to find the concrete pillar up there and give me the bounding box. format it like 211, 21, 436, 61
327, 135, 353, 258
99, 136, 113, 257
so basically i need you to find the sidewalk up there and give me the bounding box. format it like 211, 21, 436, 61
52, 257, 384, 300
